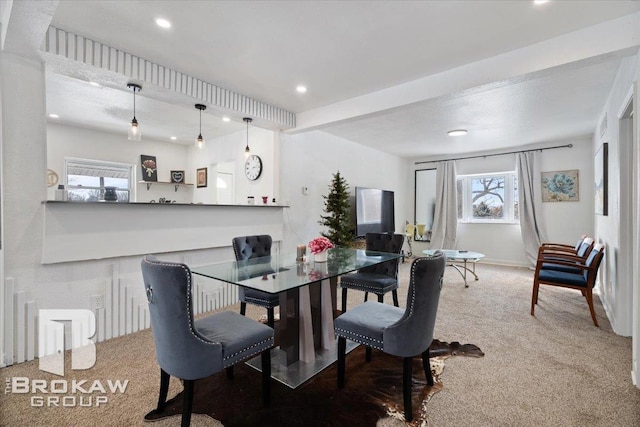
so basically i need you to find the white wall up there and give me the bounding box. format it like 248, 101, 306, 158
411, 137, 594, 267
188, 126, 276, 205
595, 55, 638, 337
279, 130, 410, 255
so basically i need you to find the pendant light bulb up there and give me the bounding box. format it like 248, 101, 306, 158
127, 83, 142, 141
195, 104, 207, 150
243, 117, 252, 154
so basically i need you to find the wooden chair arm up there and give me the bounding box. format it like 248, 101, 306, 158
538, 252, 583, 263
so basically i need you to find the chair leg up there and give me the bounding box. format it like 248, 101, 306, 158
364, 292, 369, 302
377, 294, 384, 303
267, 307, 275, 329
156, 368, 170, 412
181, 379, 194, 427
531, 279, 540, 316
403, 357, 413, 422
341, 287, 348, 313
226, 366, 233, 379
585, 289, 599, 327
337, 336, 346, 389
365, 346, 372, 362
421, 348, 434, 386
261, 349, 271, 406
240, 302, 247, 316
392, 290, 399, 307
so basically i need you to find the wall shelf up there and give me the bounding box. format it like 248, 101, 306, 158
138, 180, 194, 192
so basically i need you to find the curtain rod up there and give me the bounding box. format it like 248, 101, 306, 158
414, 143, 573, 165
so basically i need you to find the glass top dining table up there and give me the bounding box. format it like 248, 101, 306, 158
192, 247, 403, 294
191, 247, 403, 388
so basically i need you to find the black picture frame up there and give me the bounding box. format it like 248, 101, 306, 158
140, 155, 157, 182
594, 142, 608, 216
196, 168, 207, 188
170, 170, 185, 184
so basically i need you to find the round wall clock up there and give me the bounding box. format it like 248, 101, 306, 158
245, 154, 263, 181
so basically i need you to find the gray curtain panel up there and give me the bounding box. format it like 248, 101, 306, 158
430, 160, 457, 249
516, 151, 548, 265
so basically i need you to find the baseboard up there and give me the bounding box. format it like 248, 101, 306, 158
632, 370, 637, 387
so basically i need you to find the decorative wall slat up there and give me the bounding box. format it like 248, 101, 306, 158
44, 25, 296, 129
2, 268, 238, 367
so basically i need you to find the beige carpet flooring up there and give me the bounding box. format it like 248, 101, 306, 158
1, 261, 638, 426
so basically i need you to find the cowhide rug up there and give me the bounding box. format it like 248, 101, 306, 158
144, 340, 484, 426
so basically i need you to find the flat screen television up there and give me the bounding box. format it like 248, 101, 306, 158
355, 187, 395, 237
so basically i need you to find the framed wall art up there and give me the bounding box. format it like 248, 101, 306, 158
541, 170, 579, 202
196, 167, 208, 188
170, 170, 185, 184
140, 155, 157, 182
594, 143, 608, 215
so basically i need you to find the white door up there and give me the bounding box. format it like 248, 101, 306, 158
217, 172, 234, 204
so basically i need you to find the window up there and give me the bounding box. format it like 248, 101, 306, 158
65, 158, 133, 202
457, 172, 519, 223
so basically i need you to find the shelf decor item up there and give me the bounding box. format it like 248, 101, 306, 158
309, 236, 334, 262
171, 170, 185, 184
140, 155, 157, 182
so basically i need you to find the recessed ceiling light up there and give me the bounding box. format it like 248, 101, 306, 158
447, 129, 468, 136
222, 116, 231, 122
49, 114, 59, 119
296, 85, 307, 93
533, 0, 549, 5
170, 136, 177, 140
155, 18, 171, 28
89, 81, 101, 87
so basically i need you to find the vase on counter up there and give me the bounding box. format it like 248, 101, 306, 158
104, 186, 118, 202
314, 250, 328, 263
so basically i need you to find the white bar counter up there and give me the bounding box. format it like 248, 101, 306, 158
42, 201, 288, 264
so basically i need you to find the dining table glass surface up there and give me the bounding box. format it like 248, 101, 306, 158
191, 247, 403, 292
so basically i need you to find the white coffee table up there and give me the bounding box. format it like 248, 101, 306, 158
422, 249, 485, 287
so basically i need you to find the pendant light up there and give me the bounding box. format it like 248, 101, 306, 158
195, 104, 206, 149
127, 83, 142, 141
243, 117, 252, 154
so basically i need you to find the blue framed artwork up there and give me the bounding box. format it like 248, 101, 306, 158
541, 169, 579, 202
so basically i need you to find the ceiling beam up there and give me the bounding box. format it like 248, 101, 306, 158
293, 11, 640, 133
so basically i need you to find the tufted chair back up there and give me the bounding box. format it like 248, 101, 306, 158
383, 252, 446, 357
141, 256, 222, 380
360, 233, 404, 277
232, 235, 273, 261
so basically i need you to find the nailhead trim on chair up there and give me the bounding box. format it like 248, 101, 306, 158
222, 336, 275, 368
334, 327, 384, 350
339, 280, 397, 294
244, 296, 278, 307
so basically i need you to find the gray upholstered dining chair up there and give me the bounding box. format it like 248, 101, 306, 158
141, 255, 274, 427
232, 235, 280, 328
335, 252, 446, 422
340, 233, 404, 312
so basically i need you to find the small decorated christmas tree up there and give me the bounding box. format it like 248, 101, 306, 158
319, 171, 353, 247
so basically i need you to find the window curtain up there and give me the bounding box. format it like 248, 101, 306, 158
516, 151, 548, 266
430, 160, 457, 249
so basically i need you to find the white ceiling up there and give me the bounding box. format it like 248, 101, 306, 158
40, 0, 640, 157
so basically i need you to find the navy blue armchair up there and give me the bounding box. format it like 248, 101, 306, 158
531, 243, 604, 326
141, 256, 274, 427
335, 253, 446, 422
